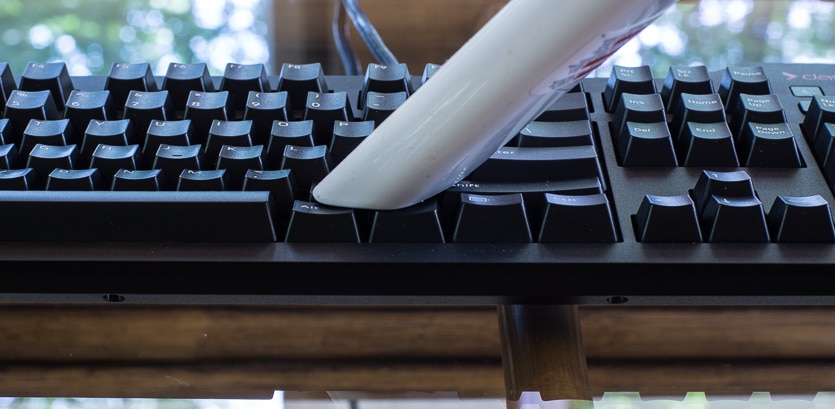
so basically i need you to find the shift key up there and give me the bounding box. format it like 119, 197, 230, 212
468, 145, 605, 189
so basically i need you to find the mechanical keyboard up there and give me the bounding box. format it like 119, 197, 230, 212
2, 60, 835, 305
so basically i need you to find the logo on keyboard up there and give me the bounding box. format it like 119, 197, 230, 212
783, 71, 835, 81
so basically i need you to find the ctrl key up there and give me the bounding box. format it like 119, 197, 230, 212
767, 195, 835, 243
633, 194, 703, 243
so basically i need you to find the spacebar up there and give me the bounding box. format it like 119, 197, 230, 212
0, 191, 277, 242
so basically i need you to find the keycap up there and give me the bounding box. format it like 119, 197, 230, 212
220, 63, 271, 113
468, 146, 604, 186
516, 120, 594, 148
0, 62, 17, 111
634, 194, 703, 242
700, 195, 770, 242
0, 143, 21, 169
242, 168, 297, 216
660, 65, 714, 110
736, 122, 802, 168
420, 63, 441, 84
89, 144, 141, 185
362, 91, 406, 126
26, 143, 80, 184
123, 90, 175, 136
0, 190, 277, 241
152, 143, 204, 188
46, 168, 103, 191
678, 122, 739, 167
717, 65, 771, 113
63, 90, 115, 139
104, 62, 159, 110
162, 62, 215, 110
538, 193, 618, 243
369, 200, 445, 243
767, 195, 835, 243
616, 121, 678, 167
813, 123, 835, 182
534, 92, 590, 122
612, 92, 667, 139
204, 119, 253, 167
177, 169, 229, 191
669, 93, 726, 141
142, 119, 193, 165
303, 91, 352, 145
19, 61, 74, 111
3, 90, 61, 144
20, 118, 75, 157
728, 93, 786, 139
183, 91, 232, 146
280, 144, 332, 191
0, 168, 38, 190
277, 63, 328, 114
329, 120, 374, 164
691, 169, 756, 215
452, 193, 532, 243
111, 168, 164, 191
243, 91, 291, 146
360, 63, 411, 107
216, 144, 265, 190
80, 119, 137, 164
284, 200, 360, 242
801, 95, 835, 144
603, 65, 656, 112
265, 120, 315, 166
0, 118, 12, 145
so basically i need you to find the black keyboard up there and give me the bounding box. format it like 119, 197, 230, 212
2, 60, 835, 305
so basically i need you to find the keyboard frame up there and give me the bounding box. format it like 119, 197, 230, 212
3, 64, 835, 306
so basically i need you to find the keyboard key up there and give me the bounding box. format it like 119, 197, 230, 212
611, 92, 667, 139
285, 200, 360, 242
89, 144, 141, 185
801, 95, 835, 144
516, 120, 594, 148
162, 62, 215, 110
369, 200, 445, 243
104, 62, 159, 110
0, 143, 21, 169
717, 65, 771, 113
142, 119, 193, 165
329, 120, 374, 164
0, 118, 12, 145
243, 91, 291, 145
538, 193, 617, 243
0, 190, 277, 241
19, 61, 74, 111
452, 193, 532, 243
361, 63, 412, 107
265, 120, 315, 166
277, 62, 328, 114
616, 121, 678, 167
659, 65, 714, 111
152, 143, 204, 188
728, 93, 786, 139
26, 143, 80, 183
678, 122, 739, 167
767, 195, 835, 243
813, 123, 835, 182
3, 90, 61, 144
111, 168, 164, 191
280, 144, 332, 191
469, 146, 605, 186
216, 144, 265, 190
177, 169, 229, 191
80, 119, 137, 164
303, 91, 352, 145
204, 119, 253, 167
123, 90, 176, 136
63, 90, 115, 138
691, 169, 756, 215
736, 122, 802, 168
242, 168, 297, 216
20, 118, 74, 157
183, 91, 232, 146
362, 91, 406, 126
602, 65, 655, 112
534, 92, 590, 122
0, 62, 17, 112
220, 63, 271, 113
634, 194, 702, 243
669, 92, 726, 141
420, 63, 441, 84
701, 195, 770, 242
0, 168, 38, 190
46, 168, 103, 191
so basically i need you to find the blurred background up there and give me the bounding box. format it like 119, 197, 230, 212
0, 0, 833, 78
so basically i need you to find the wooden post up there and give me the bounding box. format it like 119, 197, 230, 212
498, 304, 592, 408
